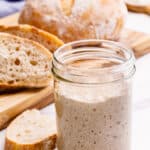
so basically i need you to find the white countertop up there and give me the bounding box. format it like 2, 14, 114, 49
0, 12, 150, 149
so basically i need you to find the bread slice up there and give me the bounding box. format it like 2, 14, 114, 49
126, 1, 150, 15
0, 24, 64, 53
0, 33, 52, 89
5, 109, 57, 150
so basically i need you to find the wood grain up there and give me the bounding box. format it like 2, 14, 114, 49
120, 29, 150, 58
0, 86, 54, 130
0, 13, 19, 25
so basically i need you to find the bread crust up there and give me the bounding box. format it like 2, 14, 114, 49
0, 24, 64, 53
126, 2, 150, 14
5, 134, 57, 150
0, 32, 52, 58
0, 79, 51, 91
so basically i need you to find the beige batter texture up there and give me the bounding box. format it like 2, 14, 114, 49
55, 83, 131, 150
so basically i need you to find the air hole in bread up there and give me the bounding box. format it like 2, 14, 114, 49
16, 79, 20, 82
16, 41, 21, 44
16, 134, 21, 137
16, 47, 20, 51
15, 58, 20, 65
26, 51, 31, 56
9, 68, 13, 71
8, 80, 14, 84
47, 41, 51, 45
25, 130, 31, 133
48, 75, 52, 78
30, 60, 38, 66
45, 64, 48, 69
4, 42, 7, 46
11, 74, 15, 78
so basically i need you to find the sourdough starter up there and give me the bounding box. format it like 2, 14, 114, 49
55, 82, 131, 150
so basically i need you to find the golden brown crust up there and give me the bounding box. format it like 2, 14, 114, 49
0, 78, 51, 92
0, 24, 64, 53
126, 2, 150, 14
5, 134, 57, 150
0, 32, 52, 59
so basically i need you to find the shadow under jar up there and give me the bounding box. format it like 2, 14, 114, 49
52, 40, 136, 150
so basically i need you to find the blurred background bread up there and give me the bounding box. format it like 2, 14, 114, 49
19, 0, 128, 43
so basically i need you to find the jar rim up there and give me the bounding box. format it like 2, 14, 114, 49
52, 40, 136, 84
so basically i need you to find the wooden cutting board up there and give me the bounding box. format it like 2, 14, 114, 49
0, 86, 54, 130
119, 29, 150, 58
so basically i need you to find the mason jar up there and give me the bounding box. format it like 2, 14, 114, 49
52, 40, 135, 150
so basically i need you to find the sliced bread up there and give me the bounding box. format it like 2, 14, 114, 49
0, 24, 64, 53
0, 33, 52, 89
5, 109, 57, 150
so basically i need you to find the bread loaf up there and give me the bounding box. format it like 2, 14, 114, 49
5, 109, 56, 150
0, 33, 52, 89
0, 25, 64, 53
19, 0, 127, 42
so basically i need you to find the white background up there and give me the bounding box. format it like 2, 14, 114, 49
0, 12, 150, 149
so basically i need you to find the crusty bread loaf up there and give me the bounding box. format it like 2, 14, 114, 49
0, 24, 64, 53
19, 0, 127, 42
0, 33, 52, 89
5, 109, 56, 150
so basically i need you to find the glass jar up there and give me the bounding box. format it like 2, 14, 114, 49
52, 40, 135, 150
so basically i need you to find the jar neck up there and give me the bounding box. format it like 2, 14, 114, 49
52, 40, 135, 84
